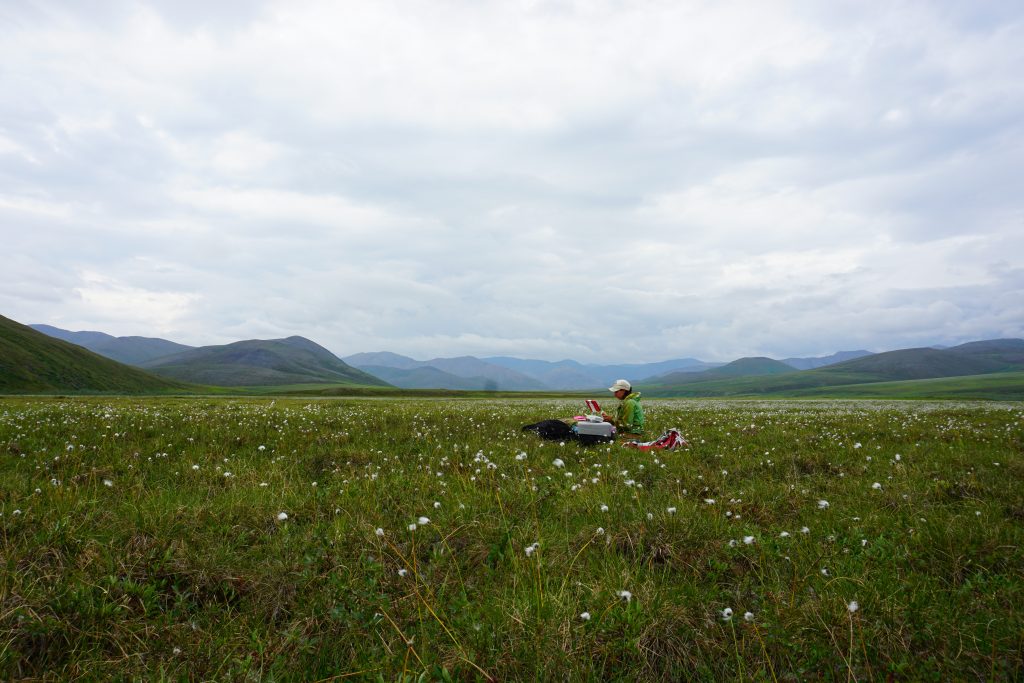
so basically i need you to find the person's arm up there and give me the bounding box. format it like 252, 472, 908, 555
620, 401, 635, 429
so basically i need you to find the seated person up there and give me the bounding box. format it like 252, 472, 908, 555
602, 379, 644, 436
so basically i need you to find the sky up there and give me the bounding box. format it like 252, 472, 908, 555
2, 0, 1022, 363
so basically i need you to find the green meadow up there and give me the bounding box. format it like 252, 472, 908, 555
1, 397, 1022, 681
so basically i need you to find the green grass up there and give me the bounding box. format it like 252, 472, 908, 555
1, 397, 1022, 680
646, 369, 1024, 400
786, 371, 1024, 400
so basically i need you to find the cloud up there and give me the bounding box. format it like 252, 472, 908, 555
1, 0, 1021, 362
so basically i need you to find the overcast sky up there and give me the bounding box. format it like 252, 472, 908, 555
2, 1, 1022, 363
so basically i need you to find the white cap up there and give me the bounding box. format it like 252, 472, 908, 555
608, 379, 631, 393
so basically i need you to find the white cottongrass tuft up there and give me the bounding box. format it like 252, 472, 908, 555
580, 611, 591, 621
848, 600, 859, 613
721, 607, 733, 621
821, 567, 829, 576
596, 527, 605, 536
600, 504, 609, 512
375, 528, 385, 538
704, 498, 716, 505
743, 536, 755, 545
408, 523, 417, 532
872, 482, 882, 490
553, 458, 565, 468
744, 611, 754, 622
817, 500, 829, 509
397, 568, 408, 577
277, 512, 288, 521
103, 479, 113, 487
667, 507, 676, 514
524, 542, 540, 557
618, 590, 632, 602
779, 531, 790, 538
417, 516, 430, 525
800, 526, 810, 534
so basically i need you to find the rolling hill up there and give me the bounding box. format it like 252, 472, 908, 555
30, 324, 194, 365
780, 350, 874, 370
140, 336, 391, 388
1, 314, 189, 393
645, 341, 1024, 397
648, 357, 797, 387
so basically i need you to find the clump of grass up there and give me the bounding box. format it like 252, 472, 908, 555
0, 397, 1022, 680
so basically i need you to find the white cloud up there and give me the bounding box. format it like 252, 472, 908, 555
0, 0, 1021, 362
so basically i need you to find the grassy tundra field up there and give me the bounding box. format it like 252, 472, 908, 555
1, 397, 1022, 681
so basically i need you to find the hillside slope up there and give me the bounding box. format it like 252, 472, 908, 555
142, 336, 391, 387
1, 315, 188, 393
646, 342, 1024, 397
781, 350, 874, 370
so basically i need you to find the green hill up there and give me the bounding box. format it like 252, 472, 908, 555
649, 356, 796, 386
0, 314, 189, 393
646, 342, 1024, 397
786, 371, 1024, 400
945, 338, 1024, 368
140, 336, 392, 388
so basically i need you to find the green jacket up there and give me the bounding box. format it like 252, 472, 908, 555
614, 392, 644, 434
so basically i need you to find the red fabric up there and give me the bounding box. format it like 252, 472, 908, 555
621, 428, 689, 451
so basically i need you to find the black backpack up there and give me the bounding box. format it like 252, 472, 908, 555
521, 419, 576, 440
521, 419, 613, 445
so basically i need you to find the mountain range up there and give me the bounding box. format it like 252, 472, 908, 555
1, 315, 187, 393
341, 352, 727, 391
18, 320, 386, 390
643, 339, 1024, 397
29, 324, 194, 365
7, 317, 1023, 399
138, 336, 389, 387
25, 323, 877, 391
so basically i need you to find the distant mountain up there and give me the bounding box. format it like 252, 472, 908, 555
360, 365, 499, 391
31, 324, 194, 365
945, 339, 1024, 368
2, 315, 188, 393
484, 356, 718, 390
645, 340, 1024, 397
649, 357, 796, 386
600, 359, 721, 384
345, 353, 546, 391
820, 347, 1008, 381
344, 351, 423, 370
781, 350, 874, 370
347, 352, 719, 390
142, 336, 391, 388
